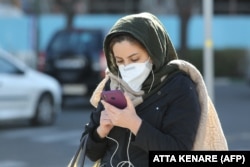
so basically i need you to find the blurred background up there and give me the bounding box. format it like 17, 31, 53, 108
0, 0, 250, 79
0, 0, 250, 167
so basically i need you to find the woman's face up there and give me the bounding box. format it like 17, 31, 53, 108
112, 40, 150, 66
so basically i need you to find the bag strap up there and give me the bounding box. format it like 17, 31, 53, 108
68, 134, 89, 167
80, 134, 88, 166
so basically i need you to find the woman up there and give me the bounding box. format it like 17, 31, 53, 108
83, 12, 228, 167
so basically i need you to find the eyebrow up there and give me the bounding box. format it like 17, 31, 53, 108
115, 52, 138, 59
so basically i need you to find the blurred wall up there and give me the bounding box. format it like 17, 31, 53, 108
0, 14, 250, 52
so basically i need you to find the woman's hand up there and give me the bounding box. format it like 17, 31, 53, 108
97, 110, 114, 138
101, 93, 142, 135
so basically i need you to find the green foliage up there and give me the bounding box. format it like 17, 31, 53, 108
177, 49, 247, 79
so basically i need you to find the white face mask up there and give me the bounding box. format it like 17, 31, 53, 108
118, 59, 153, 92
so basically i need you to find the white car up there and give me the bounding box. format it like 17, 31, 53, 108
0, 48, 62, 126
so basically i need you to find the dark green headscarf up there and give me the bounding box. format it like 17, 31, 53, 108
104, 12, 179, 98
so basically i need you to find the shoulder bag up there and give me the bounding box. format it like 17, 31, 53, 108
67, 134, 101, 167
67, 134, 89, 167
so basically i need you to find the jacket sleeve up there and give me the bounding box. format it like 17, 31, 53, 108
133, 73, 201, 151
84, 102, 109, 161
84, 80, 111, 161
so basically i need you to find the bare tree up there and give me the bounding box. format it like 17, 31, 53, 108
55, 0, 80, 29
175, 0, 200, 58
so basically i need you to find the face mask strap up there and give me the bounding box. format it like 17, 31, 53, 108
117, 70, 121, 90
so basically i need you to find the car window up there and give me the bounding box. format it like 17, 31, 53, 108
49, 32, 70, 53
48, 30, 102, 56
79, 32, 101, 51
0, 57, 20, 74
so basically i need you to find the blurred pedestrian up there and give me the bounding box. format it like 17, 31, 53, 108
82, 12, 228, 167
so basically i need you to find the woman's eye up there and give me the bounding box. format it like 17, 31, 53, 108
131, 59, 139, 62
116, 60, 123, 64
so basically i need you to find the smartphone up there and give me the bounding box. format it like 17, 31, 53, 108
101, 90, 127, 109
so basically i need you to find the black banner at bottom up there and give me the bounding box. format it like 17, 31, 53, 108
149, 151, 250, 167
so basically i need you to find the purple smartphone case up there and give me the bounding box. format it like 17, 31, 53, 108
101, 90, 127, 109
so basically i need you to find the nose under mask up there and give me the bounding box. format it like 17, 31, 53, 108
118, 59, 152, 92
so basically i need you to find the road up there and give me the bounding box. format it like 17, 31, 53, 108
214, 80, 250, 150
0, 97, 93, 167
0, 80, 249, 167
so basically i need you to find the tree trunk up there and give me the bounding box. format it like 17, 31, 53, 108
55, 0, 78, 29
175, 0, 196, 59
178, 9, 191, 59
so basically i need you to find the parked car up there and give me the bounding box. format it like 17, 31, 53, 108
39, 28, 106, 102
0, 48, 62, 126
